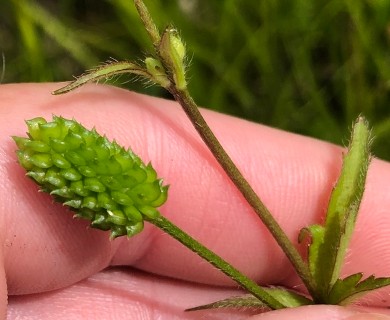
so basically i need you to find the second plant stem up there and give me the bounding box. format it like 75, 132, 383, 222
168, 85, 318, 301
148, 215, 286, 309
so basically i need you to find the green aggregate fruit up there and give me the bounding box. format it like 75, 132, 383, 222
13, 116, 168, 238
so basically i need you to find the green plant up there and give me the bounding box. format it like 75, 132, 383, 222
13, 0, 390, 315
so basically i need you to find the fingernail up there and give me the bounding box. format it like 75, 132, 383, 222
345, 314, 390, 320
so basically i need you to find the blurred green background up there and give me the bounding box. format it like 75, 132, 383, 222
2, 0, 390, 159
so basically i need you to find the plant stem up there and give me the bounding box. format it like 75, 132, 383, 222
168, 85, 318, 300
134, 0, 318, 301
148, 215, 287, 310
133, 0, 161, 48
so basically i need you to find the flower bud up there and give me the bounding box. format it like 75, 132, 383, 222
13, 116, 168, 238
145, 57, 170, 88
159, 27, 187, 90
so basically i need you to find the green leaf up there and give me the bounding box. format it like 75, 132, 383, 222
52, 60, 150, 95
302, 116, 372, 302
328, 273, 390, 305
186, 289, 312, 312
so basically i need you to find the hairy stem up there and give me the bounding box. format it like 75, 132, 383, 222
168, 85, 318, 300
133, 0, 161, 48
148, 215, 287, 310
130, 0, 317, 298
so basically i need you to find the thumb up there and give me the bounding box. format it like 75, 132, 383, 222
250, 305, 390, 320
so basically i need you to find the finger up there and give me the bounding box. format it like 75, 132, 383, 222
2, 83, 390, 303
8, 269, 390, 320
3, 82, 331, 294
7, 268, 253, 320
249, 305, 390, 320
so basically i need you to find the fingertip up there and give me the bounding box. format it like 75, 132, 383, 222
249, 305, 358, 320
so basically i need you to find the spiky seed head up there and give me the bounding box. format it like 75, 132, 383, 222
13, 116, 168, 238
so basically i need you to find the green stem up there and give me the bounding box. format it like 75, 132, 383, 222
148, 215, 286, 310
133, 0, 161, 48
133, 0, 318, 301
168, 86, 318, 300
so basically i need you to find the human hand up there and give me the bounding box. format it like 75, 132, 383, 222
2, 83, 390, 319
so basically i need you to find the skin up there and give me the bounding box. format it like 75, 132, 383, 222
1, 83, 390, 319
